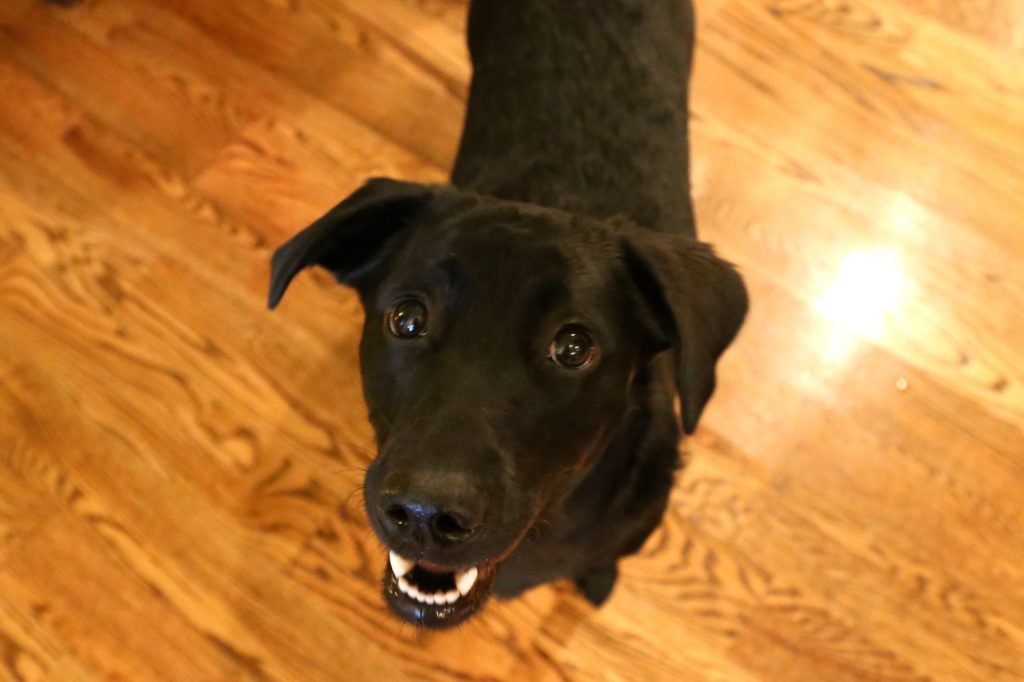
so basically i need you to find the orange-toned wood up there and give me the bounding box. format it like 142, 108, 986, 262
1, 0, 1021, 679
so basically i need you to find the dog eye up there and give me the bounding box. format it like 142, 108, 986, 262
548, 325, 598, 369
387, 299, 429, 338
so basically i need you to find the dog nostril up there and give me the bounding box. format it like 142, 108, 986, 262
385, 504, 410, 528
432, 512, 472, 540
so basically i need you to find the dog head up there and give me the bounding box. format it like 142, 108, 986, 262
268, 178, 746, 627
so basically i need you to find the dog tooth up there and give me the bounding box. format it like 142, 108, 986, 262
423, 593, 435, 605
455, 566, 478, 595
398, 576, 412, 596
445, 590, 460, 604
389, 551, 415, 578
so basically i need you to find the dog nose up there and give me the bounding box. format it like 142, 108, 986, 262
377, 491, 483, 546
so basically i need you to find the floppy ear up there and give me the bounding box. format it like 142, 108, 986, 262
623, 231, 748, 434
268, 178, 436, 309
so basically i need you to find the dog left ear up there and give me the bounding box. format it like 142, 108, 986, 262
622, 230, 748, 434
268, 178, 437, 309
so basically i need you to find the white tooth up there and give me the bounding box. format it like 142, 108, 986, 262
398, 576, 412, 596
389, 551, 415, 578
423, 593, 436, 605
445, 590, 460, 604
455, 566, 478, 595
433, 592, 447, 605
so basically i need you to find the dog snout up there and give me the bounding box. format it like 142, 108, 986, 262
376, 477, 486, 548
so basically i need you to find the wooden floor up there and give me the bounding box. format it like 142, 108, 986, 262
1, 0, 1022, 679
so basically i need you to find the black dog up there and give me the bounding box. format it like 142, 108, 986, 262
268, 0, 747, 629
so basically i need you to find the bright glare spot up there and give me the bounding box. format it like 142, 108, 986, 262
815, 249, 905, 342
884, 192, 927, 239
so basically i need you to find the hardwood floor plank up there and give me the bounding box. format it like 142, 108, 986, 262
690, 0, 1024, 428
0, 605, 102, 682
156, 0, 466, 168
694, 0, 1024, 238
0, 255, 412, 682
893, 0, 1024, 52
0, 6, 233, 179
689, 129, 1024, 430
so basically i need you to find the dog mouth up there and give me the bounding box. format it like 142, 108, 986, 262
382, 550, 497, 628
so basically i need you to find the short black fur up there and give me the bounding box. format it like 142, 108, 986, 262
269, 0, 747, 626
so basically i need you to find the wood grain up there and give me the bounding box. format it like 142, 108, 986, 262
1, 0, 1022, 680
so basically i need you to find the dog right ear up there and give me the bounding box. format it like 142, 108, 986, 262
268, 178, 437, 309
621, 229, 748, 435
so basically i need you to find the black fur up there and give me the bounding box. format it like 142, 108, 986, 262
269, 0, 747, 626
